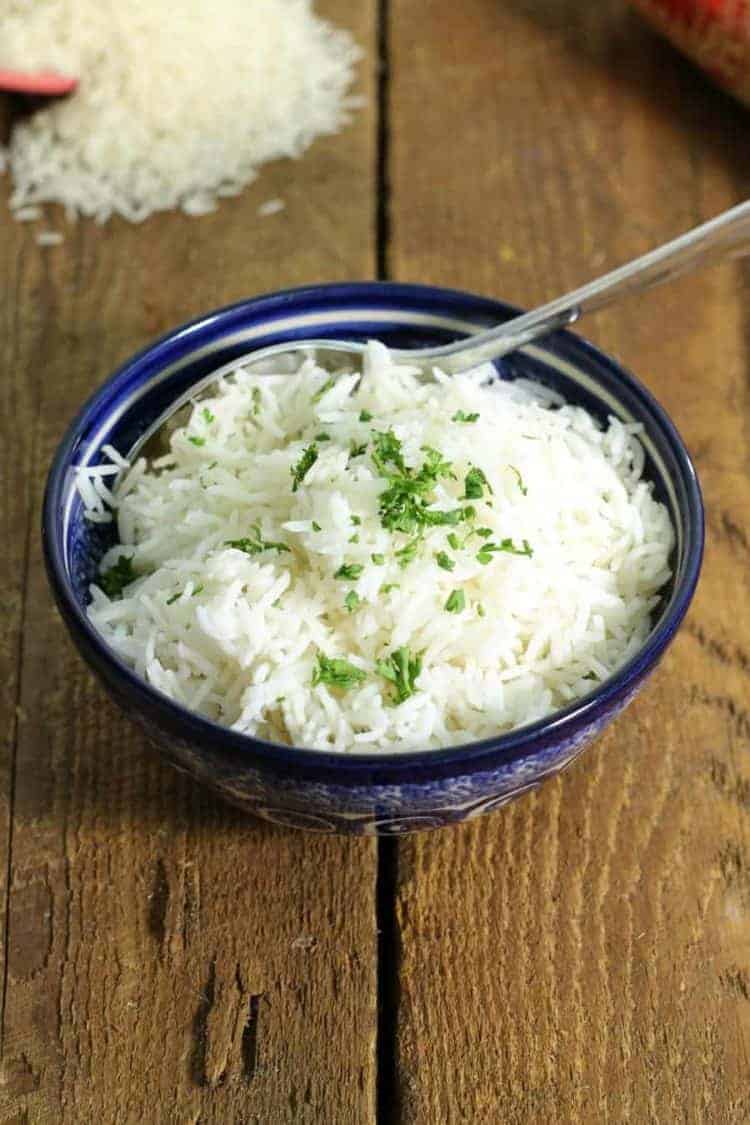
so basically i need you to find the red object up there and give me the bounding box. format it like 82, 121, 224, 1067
0, 69, 77, 96
630, 0, 750, 105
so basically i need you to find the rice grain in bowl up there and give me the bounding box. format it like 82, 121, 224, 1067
43, 283, 704, 833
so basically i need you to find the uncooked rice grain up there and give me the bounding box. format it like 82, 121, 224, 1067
0, 0, 361, 224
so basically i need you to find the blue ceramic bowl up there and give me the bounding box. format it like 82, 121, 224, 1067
43, 283, 704, 834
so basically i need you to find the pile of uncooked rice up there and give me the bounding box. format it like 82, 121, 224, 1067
77, 344, 674, 753
0, 0, 360, 223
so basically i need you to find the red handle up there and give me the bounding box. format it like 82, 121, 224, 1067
0, 69, 77, 96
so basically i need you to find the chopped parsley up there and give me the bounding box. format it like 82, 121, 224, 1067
371, 553, 385, 566
418, 506, 468, 528
476, 538, 533, 564
382, 583, 400, 594
349, 441, 368, 459
351, 515, 362, 526
291, 443, 319, 491
167, 582, 204, 606
312, 653, 367, 691
444, 588, 466, 614
312, 376, 335, 404
312, 521, 322, 532
188, 435, 205, 447
201, 407, 215, 424
252, 387, 262, 415
395, 537, 420, 568
334, 563, 364, 580
447, 532, 461, 551
371, 429, 408, 476
419, 445, 455, 483
344, 590, 360, 613
509, 465, 528, 495
435, 551, 455, 571
375, 439, 464, 534
376, 646, 423, 705
477, 603, 486, 618
359, 409, 373, 422
225, 524, 291, 555
463, 466, 492, 500
452, 410, 480, 423
99, 555, 137, 598
348, 533, 360, 544
315, 432, 331, 442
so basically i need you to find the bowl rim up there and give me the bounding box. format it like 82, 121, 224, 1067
43, 280, 705, 778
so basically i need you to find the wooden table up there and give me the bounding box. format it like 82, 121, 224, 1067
2, 2, 750, 1121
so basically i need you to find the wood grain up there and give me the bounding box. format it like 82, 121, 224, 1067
388, 1, 750, 1121
0, 3, 379, 1122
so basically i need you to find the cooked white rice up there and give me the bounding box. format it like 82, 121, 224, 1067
0, 0, 360, 224
77, 344, 674, 753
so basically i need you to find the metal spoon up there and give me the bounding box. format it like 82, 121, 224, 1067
132, 199, 750, 462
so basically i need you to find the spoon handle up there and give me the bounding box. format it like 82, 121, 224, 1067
422, 200, 750, 372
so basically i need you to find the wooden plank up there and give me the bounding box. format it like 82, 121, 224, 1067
388, 2, 750, 1120
0, 3, 379, 1121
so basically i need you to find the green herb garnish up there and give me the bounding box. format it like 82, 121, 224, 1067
477, 603, 486, 618
463, 466, 492, 500
225, 524, 291, 555
447, 532, 461, 551
371, 429, 408, 476
168, 582, 203, 605
351, 515, 362, 526
334, 563, 364, 580
291, 443, 319, 492
315, 432, 331, 442
344, 590, 360, 613
452, 410, 480, 423
188, 435, 205, 447
312, 521, 322, 532
201, 408, 215, 424
376, 440, 464, 533
476, 538, 533, 564
348, 533, 360, 544
375, 646, 423, 704
444, 588, 466, 614
382, 583, 400, 594
192, 584, 204, 596
395, 537, 420, 568
252, 387, 262, 415
418, 506, 467, 528
418, 445, 455, 484
312, 377, 335, 404
359, 410, 373, 423
371, 553, 385, 565
99, 555, 137, 598
435, 551, 455, 571
349, 441, 368, 459
312, 653, 367, 691
509, 465, 528, 496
